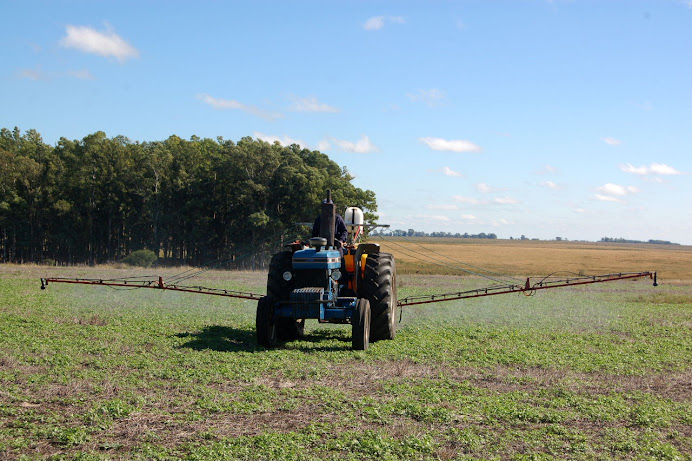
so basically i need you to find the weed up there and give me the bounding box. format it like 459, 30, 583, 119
45, 426, 90, 446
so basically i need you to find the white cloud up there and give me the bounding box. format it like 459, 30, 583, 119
426, 204, 459, 210
407, 88, 446, 106
60, 25, 139, 62
363, 16, 385, 30
476, 183, 495, 193
290, 96, 339, 113
649, 163, 680, 175
593, 183, 639, 203
494, 196, 519, 205
453, 195, 484, 205
441, 166, 462, 177
197, 93, 283, 121
331, 135, 379, 153
198, 93, 240, 110
620, 164, 648, 175
594, 194, 623, 203
67, 69, 94, 80
18, 68, 45, 80
363, 15, 405, 30
620, 162, 684, 176
596, 183, 639, 196
18, 67, 94, 81
454, 194, 518, 206
540, 180, 559, 190
461, 214, 476, 220
317, 139, 331, 151
254, 132, 305, 148
426, 215, 450, 221
602, 137, 622, 146
411, 214, 451, 222
419, 137, 482, 153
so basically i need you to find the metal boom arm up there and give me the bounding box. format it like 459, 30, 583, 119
41, 271, 657, 307
40, 276, 263, 301
397, 271, 657, 307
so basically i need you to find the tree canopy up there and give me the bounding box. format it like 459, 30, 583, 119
0, 128, 376, 266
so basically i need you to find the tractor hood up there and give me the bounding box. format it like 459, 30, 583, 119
292, 248, 342, 270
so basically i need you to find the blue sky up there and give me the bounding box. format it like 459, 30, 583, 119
2, 0, 691, 244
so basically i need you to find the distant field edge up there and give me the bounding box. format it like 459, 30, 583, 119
373, 237, 692, 280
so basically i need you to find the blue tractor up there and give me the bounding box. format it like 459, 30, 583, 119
256, 191, 397, 350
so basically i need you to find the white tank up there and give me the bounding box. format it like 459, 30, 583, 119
344, 207, 364, 242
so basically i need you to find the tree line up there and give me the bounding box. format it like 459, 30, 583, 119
0, 127, 376, 266
600, 237, 678, 245
372, 229, 498, 239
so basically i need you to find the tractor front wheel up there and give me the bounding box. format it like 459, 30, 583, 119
352, 298, 371, 351
267, 251, 294, 299
267, 250, 305, 341
256, 296, 277, 348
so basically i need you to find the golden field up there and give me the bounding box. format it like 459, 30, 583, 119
373, 237, 692, 281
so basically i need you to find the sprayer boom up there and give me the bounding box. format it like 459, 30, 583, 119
40, 276, 262, 301
397, 271, 656, 306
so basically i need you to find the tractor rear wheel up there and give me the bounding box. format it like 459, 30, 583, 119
256, 296, 277, 348
360, 252, 397, 341
352, 298, 371, 350
267, 250, 305, 341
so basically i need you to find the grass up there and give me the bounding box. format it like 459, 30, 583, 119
1, 240, 691, 460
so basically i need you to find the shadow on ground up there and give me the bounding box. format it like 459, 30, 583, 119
176, 325, 354, 352
176, 326, 257, 352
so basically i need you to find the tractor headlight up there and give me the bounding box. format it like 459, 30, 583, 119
331, 269, 342, 281
283, 271, 293, 281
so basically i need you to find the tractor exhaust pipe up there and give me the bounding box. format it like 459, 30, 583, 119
319, 189, 336, 248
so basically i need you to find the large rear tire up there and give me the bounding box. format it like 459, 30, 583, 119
267, 251, 305, 341
360, 252, 397, 341
352, 298, 370, 351
256, 296, 277, 348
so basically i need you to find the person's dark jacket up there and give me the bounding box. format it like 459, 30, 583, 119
312, 214, 348, 246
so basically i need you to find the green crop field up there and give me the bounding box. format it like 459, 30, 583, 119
1, 241, 691, 460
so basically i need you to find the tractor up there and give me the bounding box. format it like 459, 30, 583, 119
256, 190, 397, 350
